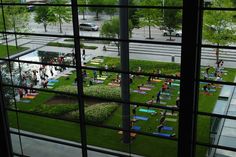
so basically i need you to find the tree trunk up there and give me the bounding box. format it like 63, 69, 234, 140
13, 20, 18, 49
148, 25, 151, 39
216, 43, 220, 63
169, 32, 172, 41
59, 21, 62, 33
82, 11, 86, 20
96, 11, 99, 20
116, 42, 120, 56
43, 23, 47, 32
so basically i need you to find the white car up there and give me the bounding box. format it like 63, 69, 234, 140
163, 29, 182, 37
79, 23, 99, 31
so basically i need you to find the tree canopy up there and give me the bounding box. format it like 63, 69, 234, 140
203, 0, 236, 62
135, 0, 161, 39
88, 0, 105, 20
50, 0, 72, 33
34, 6, 55, 32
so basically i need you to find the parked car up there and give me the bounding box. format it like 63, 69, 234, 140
79, 23, 99, 31
163, 29, 182, 37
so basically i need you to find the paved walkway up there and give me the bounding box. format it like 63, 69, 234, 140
11, 129, 143, 157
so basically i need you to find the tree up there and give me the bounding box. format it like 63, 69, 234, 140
104, 0, 117, 19
100, 17, 132, 55
203, 0, 236, 63
78, 0, 87, 20
135, 0, 161, 39
128, 0, 140, 29
88, 0, 105, 20
50, 0, 72, 33
2, 0, 29, 48
161, 0, 182, 41
34, 6, 55, 32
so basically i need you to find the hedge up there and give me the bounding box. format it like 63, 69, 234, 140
67, 102, 119, 123
47, 42, 97, 50
31, 104, 79, 116
56, 85, 121, 100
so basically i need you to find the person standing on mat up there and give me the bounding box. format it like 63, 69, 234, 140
156, 91, 161, 103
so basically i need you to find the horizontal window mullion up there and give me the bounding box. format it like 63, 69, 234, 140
197, 111, 236, 121
196, 141, 236, 152
201, 44, 236, 50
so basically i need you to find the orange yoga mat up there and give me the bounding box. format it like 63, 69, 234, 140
23, 95, 36, 99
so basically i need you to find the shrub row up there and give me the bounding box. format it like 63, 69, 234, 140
67, 102, 119, 123
31, 104, 79, 116
47, 42, 97, 50
56, 85, 121, 100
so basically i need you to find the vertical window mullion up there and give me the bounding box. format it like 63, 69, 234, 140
178, 0, 201, 157
0, 73, 13, 157
119, 0, 130, 144
71, 1, 87, 157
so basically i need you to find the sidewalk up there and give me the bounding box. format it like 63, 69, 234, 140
11, 129, 143, 157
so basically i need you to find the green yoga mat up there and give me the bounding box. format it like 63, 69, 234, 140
97, 77, 107, 80
166, 118, 177, 122
139, 108, 157, 113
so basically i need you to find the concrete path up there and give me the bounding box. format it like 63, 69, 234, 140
11, 129, 143, 157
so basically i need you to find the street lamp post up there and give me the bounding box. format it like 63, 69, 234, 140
162, 0, 165, 18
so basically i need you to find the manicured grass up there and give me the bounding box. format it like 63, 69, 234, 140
0, 44, 28, 58
9, 57, 236, 157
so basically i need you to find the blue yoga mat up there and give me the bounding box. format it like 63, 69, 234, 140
20, 100, 31, 103
48, 79, 59, 83
133, 116, 149, 121
139, 108, 156, 113
132, 126, 141, 131
153, 132, 172, 137
162, 126, 173, 131
133, 90, 146, 94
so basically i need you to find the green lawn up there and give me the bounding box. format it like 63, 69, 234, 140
0, 44, 28, 58
8, 57, 236, 157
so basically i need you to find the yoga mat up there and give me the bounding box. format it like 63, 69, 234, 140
161, 92, 171, 96
162, 126, 173, 131
139, 108, 156, 113
133, 90, 146, 94
23, 95, 35, 99
153, 132, 173, 137
90, 62, 100, 65
160, 97, 171, 100
47, 83, 55, 86
97, 77, 107, 80
133, 116, 149, 121
160, 101, 167, 105
143, 84, 155, 88
94, 80, 104, 84
48, 79, 59, 83
132, 126, 141, 131
152, 79, 162, 82
27, 93, 38, 96
201, 88, 216, 92
161, 112, 178, 116
20, 99, 31, 103
166, 118, 177, 122
172, 83, 180, 87
47, 86, 54, 89
140, 87, 151, 91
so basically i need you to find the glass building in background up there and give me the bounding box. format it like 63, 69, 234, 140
0, 0, 236, 157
